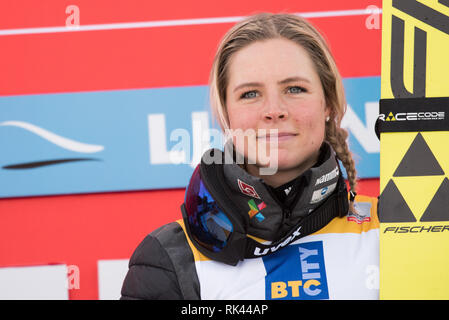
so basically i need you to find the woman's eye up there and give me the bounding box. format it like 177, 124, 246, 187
288, 86, 306, 94
240, 86, 306, 99
240, 90, 259, 99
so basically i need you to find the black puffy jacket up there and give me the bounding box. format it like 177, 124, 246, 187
120, 222, 200, 300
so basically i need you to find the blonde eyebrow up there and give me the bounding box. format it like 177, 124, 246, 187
233, 76, 311, 93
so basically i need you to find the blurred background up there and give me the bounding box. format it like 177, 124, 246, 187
0, 0, 381, 299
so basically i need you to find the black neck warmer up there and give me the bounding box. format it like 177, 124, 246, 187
221, 140, 341, 241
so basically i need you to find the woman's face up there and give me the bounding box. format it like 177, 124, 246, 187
225, 37, 329, 173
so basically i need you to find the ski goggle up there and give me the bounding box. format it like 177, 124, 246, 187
183, 165, 234, 253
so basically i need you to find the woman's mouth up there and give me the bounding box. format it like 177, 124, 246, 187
256, 132, 298, 142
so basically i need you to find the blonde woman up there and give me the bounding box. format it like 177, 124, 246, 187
121, 12, 379, 300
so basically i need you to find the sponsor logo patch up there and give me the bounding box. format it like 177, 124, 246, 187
263, 241, 329, 300
238, 179, 261, 199
310, 182, 337, 204
247, 199, 266, 222
315, 166, 339, 186
347, 202, 372, 224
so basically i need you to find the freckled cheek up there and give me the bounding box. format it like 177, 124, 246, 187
292, 115, 313, 132
292, 114, 325, 138
228, 110, 257, 130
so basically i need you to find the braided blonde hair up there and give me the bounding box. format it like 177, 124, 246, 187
209, 12, 358, 202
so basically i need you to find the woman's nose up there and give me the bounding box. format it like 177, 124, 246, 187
264, 110, 288, 120
263, 101, 289, 121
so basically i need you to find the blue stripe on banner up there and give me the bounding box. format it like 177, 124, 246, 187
342, 76, 380, 180
0, 77, 379, 198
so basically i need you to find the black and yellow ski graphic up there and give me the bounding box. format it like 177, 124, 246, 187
379, 0, 449, 299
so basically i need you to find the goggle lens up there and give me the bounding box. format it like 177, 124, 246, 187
184, 166, 233, 252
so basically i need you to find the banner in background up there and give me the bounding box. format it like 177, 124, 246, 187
0, 76, 380, 198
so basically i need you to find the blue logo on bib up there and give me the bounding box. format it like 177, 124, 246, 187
263, 241, 329, 300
